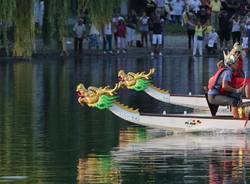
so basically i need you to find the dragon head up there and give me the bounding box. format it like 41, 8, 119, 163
76, 83, 87, 97
118, 70, 126, 81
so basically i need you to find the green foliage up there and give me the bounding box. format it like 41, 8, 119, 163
78, 0, 126, 29
0, 0, 15, 51
13, 0, 35, 57
54, 0, 69, 52
0, 0, 128, 57
0, 0, 15, 23
42, 0, 54, 46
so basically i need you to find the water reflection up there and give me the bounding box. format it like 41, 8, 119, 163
77, 154, 121, 184
112, 134, 250, 184
77, 126, 150, 184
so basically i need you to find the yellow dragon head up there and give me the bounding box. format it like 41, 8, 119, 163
118, 68, 155, 89
118, 70, 126, 81
76, 83, 120, 107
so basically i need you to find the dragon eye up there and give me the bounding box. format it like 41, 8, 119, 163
76, 91, 81, 96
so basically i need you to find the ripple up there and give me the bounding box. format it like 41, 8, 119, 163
0, 176, 28, 182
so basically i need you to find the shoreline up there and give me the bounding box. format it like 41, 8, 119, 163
0, 35, 223, 60
0, 48, 221, 61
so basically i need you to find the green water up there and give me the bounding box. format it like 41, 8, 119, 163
0, 55, 250, 184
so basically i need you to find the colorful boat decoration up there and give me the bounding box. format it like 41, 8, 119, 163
76, 83, 120, 110
117, 68, 212, 110
76, 83, 250, 133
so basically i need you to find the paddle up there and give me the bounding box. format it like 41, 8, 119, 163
204, 92, 219, 117
240, 72, 250, 127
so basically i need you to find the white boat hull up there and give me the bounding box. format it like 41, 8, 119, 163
144, 85, 210, 109
108, 103, 250, 133
140, 113, 250, 133
144, 85, 250, 112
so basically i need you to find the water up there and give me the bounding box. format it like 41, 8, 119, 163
1, 55, 250, 184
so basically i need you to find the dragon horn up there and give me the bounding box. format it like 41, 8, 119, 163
76, 83, 86, 91
223, 51, 228, 60
118, 70, 124, 76
144, 68, 156, 78
107, 83, 120, 95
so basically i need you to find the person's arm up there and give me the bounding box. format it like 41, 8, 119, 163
73, 24, 77, 37
222, 80, 238, 93
202, 26, 207, 33
138, 17, 141, 27
101, 25, 105, 39
217, 60, 225, 69
222, 72, 244, 93
222, 80, 244, 93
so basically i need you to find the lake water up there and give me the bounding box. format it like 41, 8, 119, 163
1, 54, 250, 184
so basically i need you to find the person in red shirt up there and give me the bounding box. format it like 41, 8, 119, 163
216, 43, 250, 98
230, 43, 250, 98
116, 17, 127, 54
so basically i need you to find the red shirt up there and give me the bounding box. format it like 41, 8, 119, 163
116, 23, 126, 37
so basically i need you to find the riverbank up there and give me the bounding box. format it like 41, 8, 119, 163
0, 35, 222, 60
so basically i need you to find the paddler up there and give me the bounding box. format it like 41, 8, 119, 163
207, 51, 244, 118
216, 42, 250, 98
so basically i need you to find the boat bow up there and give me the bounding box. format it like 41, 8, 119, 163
109, 102, 140, 124
144, 84, 170, 103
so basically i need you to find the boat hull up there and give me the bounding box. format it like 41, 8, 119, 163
139, 113, 250, 133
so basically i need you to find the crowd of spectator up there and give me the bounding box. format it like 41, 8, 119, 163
72, 0, 250, 57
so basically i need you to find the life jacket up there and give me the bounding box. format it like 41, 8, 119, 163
237, 56, 243, 71
233, 56, 244, 78
208, 67, 227, 90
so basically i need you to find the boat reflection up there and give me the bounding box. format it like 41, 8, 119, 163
77, 154, 121, 184
118, 127, 154, 148
77, 126, 250, 184
209, 145, 249, 184
77, 127, 151, 184
112, 134, 250, 184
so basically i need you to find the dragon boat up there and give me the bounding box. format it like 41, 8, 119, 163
76, 83, 250, 133
117, 68, 250, 114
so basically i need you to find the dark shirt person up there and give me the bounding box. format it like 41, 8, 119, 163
219, 10, 231, 48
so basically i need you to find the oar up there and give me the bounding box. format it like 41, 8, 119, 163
239, 72, 247, 100
243, 72, 247, 87
241, 72, 250, 127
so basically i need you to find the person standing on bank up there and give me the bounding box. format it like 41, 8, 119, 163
183, 11, 196, 49
73, 18, 86, 53
139, 11, 150, 47
116, 17, 127, 54
193, 20, 206, 56
151, 15, 164, 56
126, 10, 137, 47
102, 21, 113, 54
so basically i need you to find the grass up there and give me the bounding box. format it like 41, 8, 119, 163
164, 24, 186, 35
